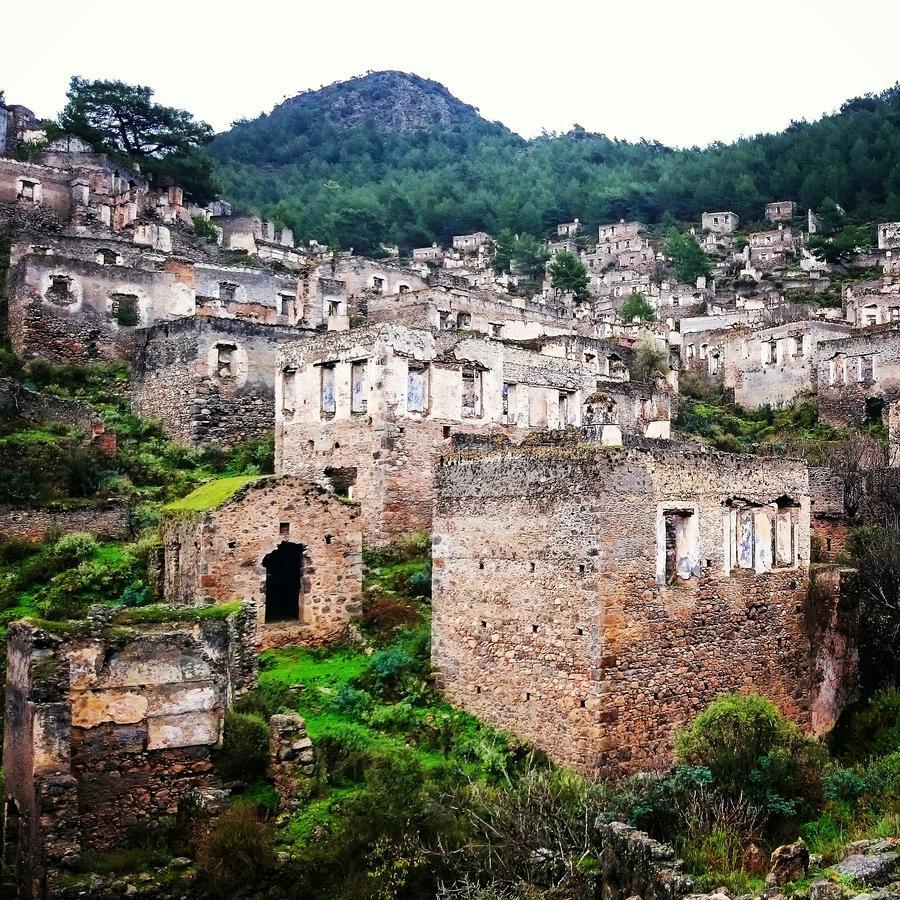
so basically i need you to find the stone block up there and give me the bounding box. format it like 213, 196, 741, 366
147, 711, 222, 750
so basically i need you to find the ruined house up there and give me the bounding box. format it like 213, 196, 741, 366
3, 605, 257, 899
765, 201, 797, 223
701, 211, 739, 235
161, 476, 362, 647
131, 316, 313, 446
557, 219, 580, 238
877, 222, 900, 251
274, 324, 605, 543
816, 323, 900, 426
748, 226, 800, 269
452, 232, 491, 253
432, 440, 817, 775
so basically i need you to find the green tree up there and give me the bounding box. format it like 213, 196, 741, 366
492, 227, 516, 273
629, 340, 668, 382
665, 228, 712, 283
548, 250, 589, 299
326, 207, 386, 256
621, 291, 655, 322
56, 76, 217, 202
511, 233, 549, 280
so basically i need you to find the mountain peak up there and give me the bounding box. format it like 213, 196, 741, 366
273, 70, 491, 133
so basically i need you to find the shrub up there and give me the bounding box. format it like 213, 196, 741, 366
837, 691, 900, 764
368, 648, 415, 685
0, 536, 40, 565
675, 693, 824, 820
51, 532, 99, 567
216, 711, 270, 781
196, 805, 274, 896
119, 581, 150, 608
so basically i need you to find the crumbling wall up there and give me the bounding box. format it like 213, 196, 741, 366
432, 444, 813, 775
0, 500, 130, 542
2, 605, 257, 899
132, 317, 312, 446
161, 477, 362, 647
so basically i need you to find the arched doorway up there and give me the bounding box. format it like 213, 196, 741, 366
262, 542, 304, 623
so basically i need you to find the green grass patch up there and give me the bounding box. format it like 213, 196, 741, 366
113, 601, 244, 625
162, 475, 261, 514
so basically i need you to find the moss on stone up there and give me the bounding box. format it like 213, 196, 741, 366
162, 476, 260, 516
113, 602, 244, 625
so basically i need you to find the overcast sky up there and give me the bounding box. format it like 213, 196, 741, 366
5, 0, 900, 148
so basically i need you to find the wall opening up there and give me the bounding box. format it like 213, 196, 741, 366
263, 541, 304, 623
663, 508, 698, 582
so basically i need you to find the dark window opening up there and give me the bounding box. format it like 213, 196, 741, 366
479, 560, 485, 570
109, 293, 138, 326
865, 397, 885, 426
263, 541, 304, 623
46, 275, 73, 304
577, 626, 584, 636
443, 426, 451, 438
325, 466, 357, 501
279, 522, 290, 535
531, 624, 538, 633
325, 535, 333, 545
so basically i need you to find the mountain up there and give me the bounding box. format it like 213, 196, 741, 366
209, 74, 900, 253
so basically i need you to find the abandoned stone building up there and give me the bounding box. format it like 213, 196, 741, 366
364, 283, 581, 341
766, 200, 797, 222
877, 221, 900, 251
701, 211, 739, 234
3, 605, 257, 898
748, 226, 801, 268
682, 320, 853, 409
816, 324, 900, 425
809, 466, 850, 563
132, 316, 312, 445
161, 476, 362, 647
432, 440, 817, 775
274, 323, 616, 542
582, 378, 674, 441
412, 243, 444, 264
452, 232, 491, 253
557, 219, 580, 237
844, 279, 900, 327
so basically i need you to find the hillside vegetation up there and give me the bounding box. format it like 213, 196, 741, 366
210, 72, 900, 252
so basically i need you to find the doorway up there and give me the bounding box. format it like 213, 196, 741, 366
262, 542, 304, 622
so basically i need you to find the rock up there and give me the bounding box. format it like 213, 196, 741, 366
743, 842, 768, 874
168, 857, 192, 870
810, 879, 845, 900
834, 853, 899, 887
768, 840, 811, 887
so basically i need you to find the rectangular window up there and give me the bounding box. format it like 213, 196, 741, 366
736, 509, 755, 569
215, 343, 236, 378
859, 356, 874, 382
282, 369, 296, 416
663, 509, 697, 581
457, 312, 472, 329
491, 322, 503, 337
461, 366, 482, 418
372, 276, 385, 292
439, 310, 452, 330
279, 294, 293, 318
502, 382, 514, 421
775, 510, 794, 567
407, 364, 428, 413
328, 300, 341, 317
558, 392, 569, 428
219, 282, 237, 303
320, 364, 336, 417
351, 361, 367, 413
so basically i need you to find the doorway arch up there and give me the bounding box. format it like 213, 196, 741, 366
262, 541, 304, 623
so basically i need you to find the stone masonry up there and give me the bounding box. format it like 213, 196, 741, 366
432, 438, 813, 775
160, 476, 362, 648
2, 604, 257, 899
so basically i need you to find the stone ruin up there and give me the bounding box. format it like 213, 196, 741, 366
2, 604, 257, 899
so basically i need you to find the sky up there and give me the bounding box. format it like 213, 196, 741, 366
5, 0, 900, 148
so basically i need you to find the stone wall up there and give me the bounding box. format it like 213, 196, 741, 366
0, 378, 96, 431
132, 317, 313, 446
2, 604, 257, 899
816, 325, 900, 426
161, 477, 362, 648
432, 441, 814, 775
0, 500, 130, 542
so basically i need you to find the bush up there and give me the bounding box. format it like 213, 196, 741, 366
0, 536, 40, 565
216, 711, 270, 781
837, 691, 900, 764
196, 805, 274, 896
675, 693, 824, 820
368, 648, 415, 685
51, 532, 99, 567
119, 581, 149, 608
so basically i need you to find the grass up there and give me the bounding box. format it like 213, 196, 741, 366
114, 601, 244, 624
162, 475, 261, 514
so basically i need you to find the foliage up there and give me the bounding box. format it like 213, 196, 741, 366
210, 78, 900, 252
216, 711, 271, 782
833, 691, 900, 764
629, 341, 668, 382
192, 214, 219, 241
510, 233, 549, 280
196, 805, 275, 896
621, 291, 655, 322
665, 228, 712, 283
675, 693, 825, 822
56, 77, 217, 203
548, 250, 589, 300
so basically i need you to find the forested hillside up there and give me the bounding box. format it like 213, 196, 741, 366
210, 72, 900, 253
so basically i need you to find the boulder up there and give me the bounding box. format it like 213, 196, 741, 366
833, 853, 898, 887
767, 840, 811, 887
